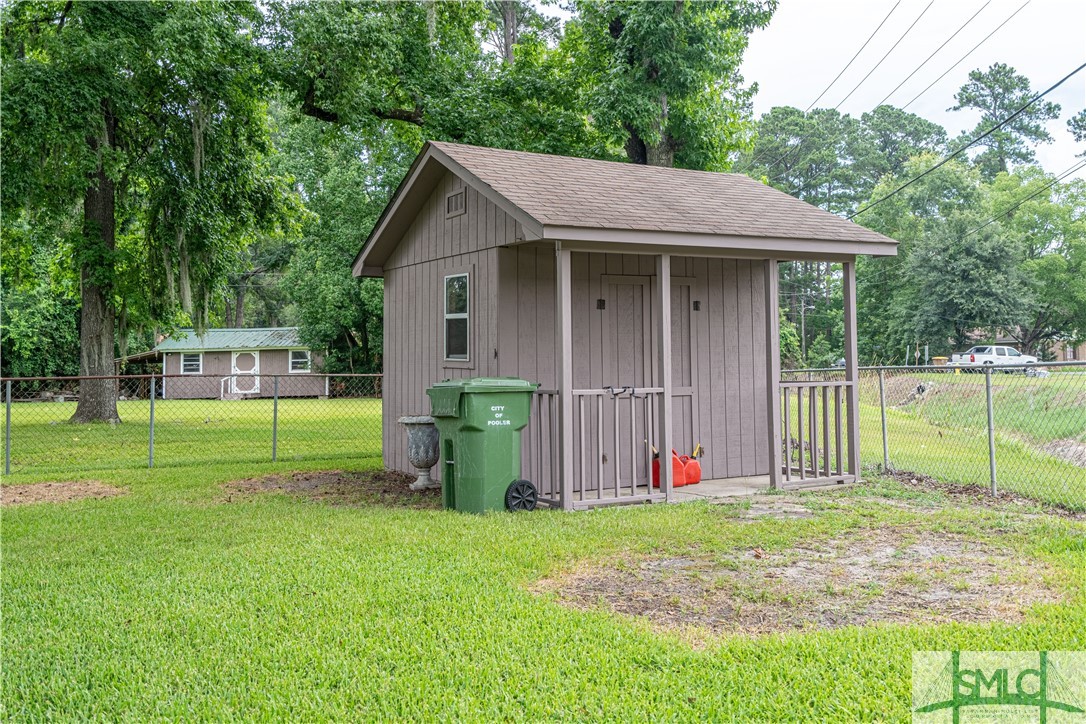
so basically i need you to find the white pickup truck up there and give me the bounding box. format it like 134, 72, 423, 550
948, 345, 1038, 369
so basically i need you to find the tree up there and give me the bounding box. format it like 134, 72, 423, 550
1069, 109, 1086, 156
571, 0, 774, 168
950, 63, 1060, 179
900, 210, 1032, 349
273, 113, 396, 373
484, 0, 560, 64
986, 170, 1086, 353
859, 105, 947, 179
2, 1, 289, 421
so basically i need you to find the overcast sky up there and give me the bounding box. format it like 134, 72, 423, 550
740, 0, 1086, 178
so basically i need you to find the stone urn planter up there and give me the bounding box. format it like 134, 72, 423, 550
398, 415, 440, 490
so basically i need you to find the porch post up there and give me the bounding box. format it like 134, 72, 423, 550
842, 259, 861, 478
656, 254, 674, 501
556, 243, 575, 510
763, 259, 782, 489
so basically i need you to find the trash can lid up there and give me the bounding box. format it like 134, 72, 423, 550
429, 377, 539, 393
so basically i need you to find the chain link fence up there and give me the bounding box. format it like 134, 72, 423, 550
1, 374, 382, 475
785, 362, 1086, 510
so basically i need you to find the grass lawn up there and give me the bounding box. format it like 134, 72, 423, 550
3, 458, 1085, 720
1, 398, 383, 474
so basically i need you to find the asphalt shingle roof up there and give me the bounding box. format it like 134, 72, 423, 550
154, 328, 304, 352
431, 141, 895, 246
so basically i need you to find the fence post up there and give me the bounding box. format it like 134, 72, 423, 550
272, 375, 279, 462
985, 367, 997, 496
878, 368, 890, 471
5, 380, 11, 475
149, 376, 155, 468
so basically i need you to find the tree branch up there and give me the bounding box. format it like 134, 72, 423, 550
300, 76, 424, 127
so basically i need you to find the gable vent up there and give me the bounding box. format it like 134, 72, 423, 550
445, 190, 466, 218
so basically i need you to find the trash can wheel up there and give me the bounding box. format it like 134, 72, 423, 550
505, 479, 537, 512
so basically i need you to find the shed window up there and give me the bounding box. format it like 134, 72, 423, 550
181, 353, 202, 374
290, 350, 312, 373
444, 273, 469, 361
445, 190, 466, 218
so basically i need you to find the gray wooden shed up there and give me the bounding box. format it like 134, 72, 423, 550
355, 142, 897, 510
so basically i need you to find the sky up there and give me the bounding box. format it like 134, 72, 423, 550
740, 0, 1086, 178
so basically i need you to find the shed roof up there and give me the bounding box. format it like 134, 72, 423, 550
155, 327, 305, 352
355, 142, 898, 275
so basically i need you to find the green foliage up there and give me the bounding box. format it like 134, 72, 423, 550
571, 0, 774, 168
950, 63, 1061, 179
0, 250, 80, 378
2, 0, 295, 389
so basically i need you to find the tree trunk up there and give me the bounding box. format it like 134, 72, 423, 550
71, 105, 120, 424
234, 283, 246, 327
500, 1, 517, 63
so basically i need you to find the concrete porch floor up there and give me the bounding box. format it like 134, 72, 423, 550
670, 475, 852, 502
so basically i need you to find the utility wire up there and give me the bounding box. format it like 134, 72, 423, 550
751, 1, 934, 178
875, 0, 991, 108
834, 0, 936, 110
854, 159, 1086, 290
848, 61, 1086, 220
964, 159, 1086, 237
805, 0, 902, 112
738, 0, 901, 173
901, 0, 1031, 110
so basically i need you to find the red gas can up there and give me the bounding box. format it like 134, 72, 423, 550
652, 450, 687, 488
679, 455, 702, 485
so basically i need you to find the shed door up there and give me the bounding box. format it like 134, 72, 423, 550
231, 351, 260, 394
602, 276, 652, 388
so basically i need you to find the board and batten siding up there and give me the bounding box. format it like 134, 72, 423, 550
497, 248, 769, 485
381, 170, 520, 475
161, 349, 325, 399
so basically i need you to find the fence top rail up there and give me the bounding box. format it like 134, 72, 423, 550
785, 361, 1086, 374
0, 373, 384, 383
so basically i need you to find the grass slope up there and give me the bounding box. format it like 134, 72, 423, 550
3, 461, 1084, 720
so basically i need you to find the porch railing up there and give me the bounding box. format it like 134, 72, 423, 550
780, 379, 856, 486
523, 387, 667, 509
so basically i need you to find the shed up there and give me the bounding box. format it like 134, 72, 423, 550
156, 327, 325, 399
355, 142, 898, 510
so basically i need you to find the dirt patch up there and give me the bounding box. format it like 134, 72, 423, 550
1042, 439, 1086, 469
1, 481, 125, 507
737, 498, 814, 521
882, 469, 1085, 519
222, 469, 441, 509
536, 526, 1061, 638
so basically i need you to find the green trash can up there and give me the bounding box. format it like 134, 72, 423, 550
426, 377, 539, 513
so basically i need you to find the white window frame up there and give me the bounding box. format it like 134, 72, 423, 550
180, 352, 203, 374
289, 350, 312, 373
444, 272, 470, 363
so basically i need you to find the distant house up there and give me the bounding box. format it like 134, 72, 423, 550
353, 142, 898, 510
156, 327, 325, 399
1054, 340, 1086, 361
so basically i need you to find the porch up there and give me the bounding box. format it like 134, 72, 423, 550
516, 248, 862, 511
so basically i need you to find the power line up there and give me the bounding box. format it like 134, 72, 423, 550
833, 0, 935, 110
901, 0, 1031, 111
738, 0, 901, 173
964, 159, 1086, 237
804, 1, 902, 112
875, 0, 991, 108
750, 1, 935, 179
848, 61, 1086, 220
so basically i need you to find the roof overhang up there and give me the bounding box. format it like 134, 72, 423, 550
538, 226, 898, 258
352, 142, 543, 277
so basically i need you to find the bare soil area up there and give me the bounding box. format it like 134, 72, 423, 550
536, 525, 1061, 638
222, 469, 441, 509
1, 481, 126, 507
1042, 438, 1086, 469
884, 469, 1085, 519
